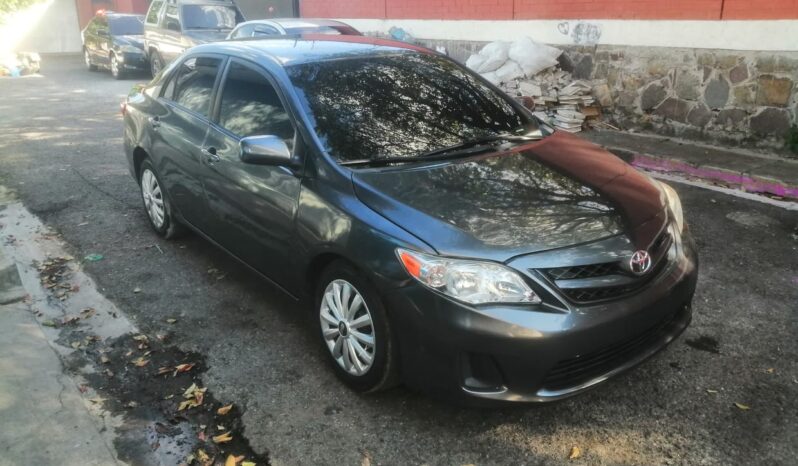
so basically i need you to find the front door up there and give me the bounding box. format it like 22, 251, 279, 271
152, 55, 224, 230
201, 59, 302, 293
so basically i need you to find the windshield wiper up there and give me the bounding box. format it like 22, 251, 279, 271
340, 133, 542, 168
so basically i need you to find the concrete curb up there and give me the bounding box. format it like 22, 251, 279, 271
0, 247, 25, 304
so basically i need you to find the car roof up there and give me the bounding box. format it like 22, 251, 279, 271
193, 35, 433, 67
237, 18, 354, 29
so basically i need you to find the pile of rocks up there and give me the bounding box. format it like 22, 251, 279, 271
466, 39, 607, 133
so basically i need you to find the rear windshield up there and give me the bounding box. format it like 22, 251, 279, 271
109, 16, 144, 36
181, 5, 240, 30
287, 52, 534, 163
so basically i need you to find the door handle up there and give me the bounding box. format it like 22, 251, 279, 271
148, 116, 160, 129
202, 147, 220, 164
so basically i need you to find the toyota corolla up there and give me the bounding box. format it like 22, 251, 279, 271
122, 36, 698, 404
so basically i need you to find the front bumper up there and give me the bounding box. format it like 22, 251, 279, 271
384, 230, 698, 405
118, 52, 148, 70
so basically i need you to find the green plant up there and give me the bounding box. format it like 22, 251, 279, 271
786, 124, 798, 155
0, 0, 45, 15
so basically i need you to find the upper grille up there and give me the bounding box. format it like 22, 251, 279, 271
540, 230, 673, 304
546, 262, 619, 280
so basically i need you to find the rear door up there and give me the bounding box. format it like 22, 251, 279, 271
201, 59, 303, 292
152, 55, 225, 230
144, 0, 165, 58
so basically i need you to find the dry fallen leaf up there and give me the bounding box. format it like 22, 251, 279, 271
196, 449, 212, 466
132, 357, 150, 367
706, 389, 718, 394
213, 431, 233, 444
133, 287, 142, 293
166, 318, 177, 324
157, 367, 173, 376
765, 368, 775, 374
225, 455, 246, 466
217, 404, 233, 416
174, 363, 195, 375
242, 462, 256, 466
569, 446, 582, 460
734, 402, 751, 410
133, 334, 149, 342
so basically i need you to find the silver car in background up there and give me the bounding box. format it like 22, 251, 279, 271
226, 18, 361, 39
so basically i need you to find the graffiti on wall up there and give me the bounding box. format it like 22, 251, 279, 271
557, 21, 602, 45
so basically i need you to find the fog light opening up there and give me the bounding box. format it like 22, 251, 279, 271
461, 353, 506, 392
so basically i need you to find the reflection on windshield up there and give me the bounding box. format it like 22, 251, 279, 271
287, 52, 535, 163
181, 5, 238, 30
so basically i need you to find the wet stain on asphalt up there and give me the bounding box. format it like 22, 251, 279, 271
685, 335, 720, 354
64, 331, 271, 465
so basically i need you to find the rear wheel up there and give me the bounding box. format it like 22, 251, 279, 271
84, 49, 97, 71
139, 159, 184, 239
110, 54, 124, 79
316, 261, 399, 393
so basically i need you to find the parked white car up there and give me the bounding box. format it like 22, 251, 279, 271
226, 18, 361, 39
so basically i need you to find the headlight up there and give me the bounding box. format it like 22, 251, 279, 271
659, 181, 685, 232
396, 248, 540, 305
119, 45, 142, 54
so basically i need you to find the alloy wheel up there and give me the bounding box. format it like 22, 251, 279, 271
320, 279, 375, 376
141, 169, 165, 228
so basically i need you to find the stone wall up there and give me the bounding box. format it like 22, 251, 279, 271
418, 38, 798, 154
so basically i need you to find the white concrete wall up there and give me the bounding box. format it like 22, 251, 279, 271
340, 19, 798, 52
2, 0, 82, 54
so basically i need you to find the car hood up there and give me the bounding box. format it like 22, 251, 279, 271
352, 131, 666, 262
115, 35, 145, 50
183, 30, 233, 45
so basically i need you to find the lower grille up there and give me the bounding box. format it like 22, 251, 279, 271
541, 305, 687, 391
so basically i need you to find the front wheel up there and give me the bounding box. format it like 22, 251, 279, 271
84, 49, 97, 71
149, 51, 163, 78
139, 160, 184, 239
316, 261, 399, 393
110, 54, 124, 79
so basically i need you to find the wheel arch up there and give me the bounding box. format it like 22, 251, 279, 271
132, 146, 149, 183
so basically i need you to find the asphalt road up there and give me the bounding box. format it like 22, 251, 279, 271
1, 55, 797, 466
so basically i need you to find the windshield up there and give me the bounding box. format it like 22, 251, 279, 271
109, 16, 144, 36
287, 52, 536, 163
181, 5, 239, 30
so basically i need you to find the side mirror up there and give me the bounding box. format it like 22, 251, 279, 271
239, 135, 298, 167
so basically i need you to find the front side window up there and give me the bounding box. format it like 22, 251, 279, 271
217, 62, 294, 141
165, 56, 222, 118
286, 52, 534, 163
145, 1, 163, 24
181, 5, 240, 30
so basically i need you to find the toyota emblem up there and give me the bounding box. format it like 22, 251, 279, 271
629, 250, 652, 275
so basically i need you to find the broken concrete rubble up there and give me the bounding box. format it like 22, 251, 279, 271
466, 39, 607, 133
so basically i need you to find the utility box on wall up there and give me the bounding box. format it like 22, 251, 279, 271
236, 0, 297, 20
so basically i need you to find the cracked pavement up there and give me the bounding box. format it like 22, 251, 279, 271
0, 55, 797, 465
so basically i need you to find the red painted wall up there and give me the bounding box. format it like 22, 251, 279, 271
300, 0, 798, 20
75, 0, 150, 29
722, 0, 798, 19
300, 0, 385, 19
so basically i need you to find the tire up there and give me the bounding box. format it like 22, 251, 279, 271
149, 51, 163, 78
139, 159, 185, 239
110, 54, 125, 80
316, 260, 400, 393
84, 49, 98, 71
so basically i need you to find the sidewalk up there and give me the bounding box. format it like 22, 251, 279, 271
0, 244, 121, 465
582, 130, 798, 201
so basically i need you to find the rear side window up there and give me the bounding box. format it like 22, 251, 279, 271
217, 62, 294, 141
164, 4, 181, 31
165, 57, 222, 118
145, 0, 163, 24
253, 25, 279, 36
